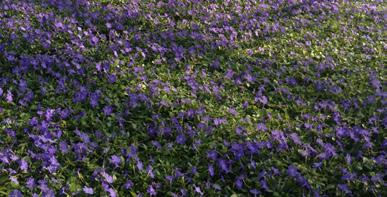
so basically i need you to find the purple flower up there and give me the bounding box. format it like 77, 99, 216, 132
5, 129, 15, 137
165, 175, 174, 183
287, 165, 311, 189
225, 69, 234, 79
271, 130, 288, 150
208, 165, 215, 177
147, 185, 157, 196
108, 74, 117, 83
246, 142, 260, 154
312, 162, 322, 169
96, 63, 102, 71
146, 165, 155, 178
136, 160, 144, 171
371, 173, 383, 183
207, 150, 218, 160
59, 141, 69, 154
338, 184, 351, 195
46, 156, 60, 173
90, 36, 99, 45
151, 141, 161, 149
101, 182, 111, 195
101, 171, 114, 183
54, 22, 64, 29
218, 159, 230, 173
256, 123, 267, 131
235, 127, 245, 135
191, 166, 198, 175
289, 133, 302, 145
260, 179, 270, 192
249, 189, 260, 196
255, 95, 268, 105
107, 188, 117, 197
83, 187, 94, 195
103, 105, 113, 116
330, 86, 343, 94
228, 108, 238, 116
75, 129, 90, 143
345, 154, 352, 165
9, 190, 23, 197
235, 176, 244, 189
341, 168, 356, 181
89, 90, 101, 108
213, 118, 227, 126
231, 143, 244, 159
38, 180, 49, 192
287, 165, 300, 177
19, 159, 28, 171
194, 186, 203, 195
73, 86, 88, 103
44, 109, 55, 121
370, 75, 381, 91
176, 134, 186, 144
124, 180, 133, 189
296, 175, 311, 189
42, 189, 55, 197
319, 143, 337, 159
59, 108, 71, 119
6, 90, 13, 103
26, 178, 35, 190
110, 155, 121, 167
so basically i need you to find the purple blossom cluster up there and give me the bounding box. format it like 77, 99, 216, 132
0, 0, 385, 196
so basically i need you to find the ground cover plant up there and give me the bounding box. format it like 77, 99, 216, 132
0, 0, 386, 196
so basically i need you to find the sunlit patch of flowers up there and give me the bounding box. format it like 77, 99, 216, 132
0, 0, 385, 196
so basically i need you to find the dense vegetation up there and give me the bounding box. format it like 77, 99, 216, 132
0, 0, 385, 196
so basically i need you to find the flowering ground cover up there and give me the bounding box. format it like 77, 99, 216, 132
0, 0, 385, 196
